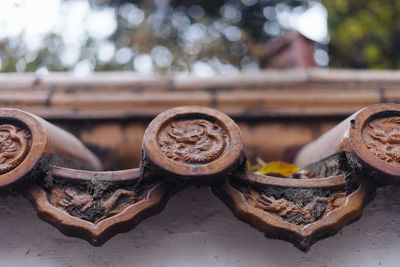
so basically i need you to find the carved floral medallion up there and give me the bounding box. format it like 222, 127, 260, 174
158, 119, 228, 164
0, 124, 30, 174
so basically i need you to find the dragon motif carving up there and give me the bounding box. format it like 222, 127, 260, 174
48, 185, 140, 223
158, 119, 228, 164
363, 117, 400, 165
232, 181, 348, 226
0, 124, 30, 174
253, 191, 346, 225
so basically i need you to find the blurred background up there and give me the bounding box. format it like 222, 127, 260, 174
0, 0, 400, 77
2, 0, 387, 76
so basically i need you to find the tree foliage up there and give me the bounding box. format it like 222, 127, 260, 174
0, 0, 310, 73
322, 0, 400, 69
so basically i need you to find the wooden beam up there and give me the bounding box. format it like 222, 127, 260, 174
1, 69, 400, 119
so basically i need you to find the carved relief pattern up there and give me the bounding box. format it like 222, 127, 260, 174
253, 191, 346, 225
363, 117, 400, 165
235, 182, 347, 225
158, 119, 228, 164
48, 185, 140, 223
0, 124, 30, 174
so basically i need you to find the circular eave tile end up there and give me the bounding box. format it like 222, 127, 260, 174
350, 104, 400, 181
0, 109, 46, 188
143, 106, 244, 183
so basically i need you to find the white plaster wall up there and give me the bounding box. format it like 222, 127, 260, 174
0, 185, 399, 267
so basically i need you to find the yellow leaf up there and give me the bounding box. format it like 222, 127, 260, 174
247, 161, 260, 172
256, 161, 300, 177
